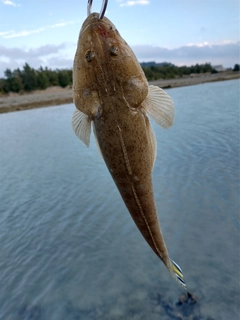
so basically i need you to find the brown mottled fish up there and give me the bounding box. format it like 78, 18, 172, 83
72, 11, 187, 289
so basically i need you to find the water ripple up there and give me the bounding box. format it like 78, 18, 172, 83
0, 81, 239, 320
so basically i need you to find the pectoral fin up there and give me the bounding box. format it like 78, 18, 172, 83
72, 108, 92, 146
142, 85, 175, 129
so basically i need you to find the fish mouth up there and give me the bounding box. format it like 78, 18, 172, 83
80, 13, 116, 37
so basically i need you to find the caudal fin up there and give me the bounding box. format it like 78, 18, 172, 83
171, 259, 187, 289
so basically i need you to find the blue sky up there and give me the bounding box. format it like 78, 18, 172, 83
0, 0, 239, 76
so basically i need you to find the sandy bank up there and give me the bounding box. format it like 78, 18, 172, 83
150, 70, 240, 88
0, 71, 239, 114
0, 86, 73, 114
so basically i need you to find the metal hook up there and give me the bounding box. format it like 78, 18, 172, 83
87, 0, 108, 19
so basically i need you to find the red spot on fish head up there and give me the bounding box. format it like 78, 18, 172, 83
97, 23, 109, 38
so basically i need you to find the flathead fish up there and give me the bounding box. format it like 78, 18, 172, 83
72, 12, 186, 288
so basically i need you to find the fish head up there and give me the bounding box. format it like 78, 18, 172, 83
73, 13, 148, 117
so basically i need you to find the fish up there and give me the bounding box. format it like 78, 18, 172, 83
72, 12, 187, 289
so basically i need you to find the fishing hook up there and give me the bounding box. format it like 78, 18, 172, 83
87, 0, 108, 19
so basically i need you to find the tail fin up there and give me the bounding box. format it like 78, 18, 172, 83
171, 259, 187, 289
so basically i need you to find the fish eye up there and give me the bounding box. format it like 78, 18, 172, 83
85, 51, 95, 62
110, 45, 119, 56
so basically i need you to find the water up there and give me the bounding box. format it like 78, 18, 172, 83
0, 79, 239, 320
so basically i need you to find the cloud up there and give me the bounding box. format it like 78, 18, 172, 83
0, 44, 67, 59
47, 56, 73, 69
2, 0, 20, 7
132, 42, 240, 68
118, 0, 149, 7
0, 21, 78, 39
0, 41, 239, 77
0, 44, 74, 76
0, 30, 14, 36
186, 40, 237, 47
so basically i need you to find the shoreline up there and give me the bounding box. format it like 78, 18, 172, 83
0, 71, 239, 114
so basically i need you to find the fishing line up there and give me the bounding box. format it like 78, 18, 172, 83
87, 0, 108, 19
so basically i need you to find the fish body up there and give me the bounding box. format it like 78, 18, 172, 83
72, 13, 186, 288
94, 94, 169, 266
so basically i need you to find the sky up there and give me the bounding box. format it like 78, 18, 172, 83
0, 0, 239, 77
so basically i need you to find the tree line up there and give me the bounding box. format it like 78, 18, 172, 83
141, 62, 218, 81
0, 63, 72, 94
0, 62, 239, 94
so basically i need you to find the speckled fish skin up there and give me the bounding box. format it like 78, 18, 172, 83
72, 13, 186, 287
94, 94, 170, 268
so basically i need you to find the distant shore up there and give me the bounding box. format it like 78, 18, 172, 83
0, 71, 239, 114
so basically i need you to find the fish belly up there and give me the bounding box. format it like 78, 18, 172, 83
93, 98, 170, 266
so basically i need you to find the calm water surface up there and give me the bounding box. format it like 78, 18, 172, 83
0, 79, 239, 320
